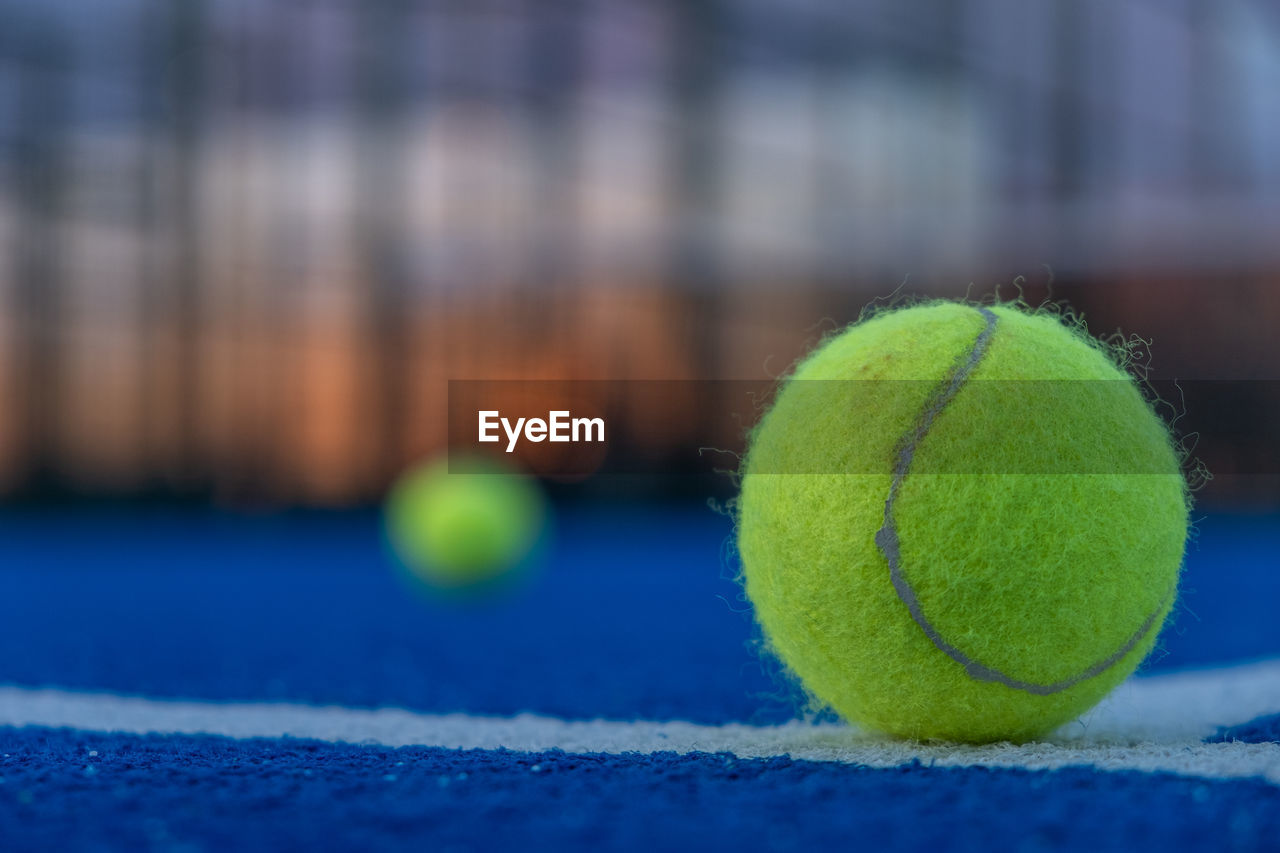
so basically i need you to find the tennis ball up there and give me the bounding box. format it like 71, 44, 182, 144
737, 301, 1189, 743
385, 455, 547, 590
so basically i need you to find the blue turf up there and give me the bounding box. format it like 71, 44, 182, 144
0, 727, 1277, 853
0, 506, 786, 722
1209, 714, 1280, 745
0, 507, 1275, 722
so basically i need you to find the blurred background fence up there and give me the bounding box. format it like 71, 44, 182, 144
0, 0, 1278, 507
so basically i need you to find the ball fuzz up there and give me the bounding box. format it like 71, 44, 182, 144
737, 301, 1189, 743
385, 455, 547, 592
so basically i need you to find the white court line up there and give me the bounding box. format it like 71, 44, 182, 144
1, 659, 1278, 784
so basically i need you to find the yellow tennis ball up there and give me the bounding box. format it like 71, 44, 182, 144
385, 455, 546, 590
737, 301, 1189, 743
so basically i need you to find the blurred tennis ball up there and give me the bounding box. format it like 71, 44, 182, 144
384, 455, 548, 591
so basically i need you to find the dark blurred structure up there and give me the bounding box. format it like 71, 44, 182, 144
0, 0, 1277, 507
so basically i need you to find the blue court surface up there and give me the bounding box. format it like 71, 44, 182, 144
0, 506, 1278, 852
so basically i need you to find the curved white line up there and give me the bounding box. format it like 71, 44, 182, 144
0, 660, 1277, 784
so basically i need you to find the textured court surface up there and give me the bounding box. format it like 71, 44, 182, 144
0, 507, 1277, 851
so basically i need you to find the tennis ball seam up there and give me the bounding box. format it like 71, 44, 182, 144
872, 305, 1173, 696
